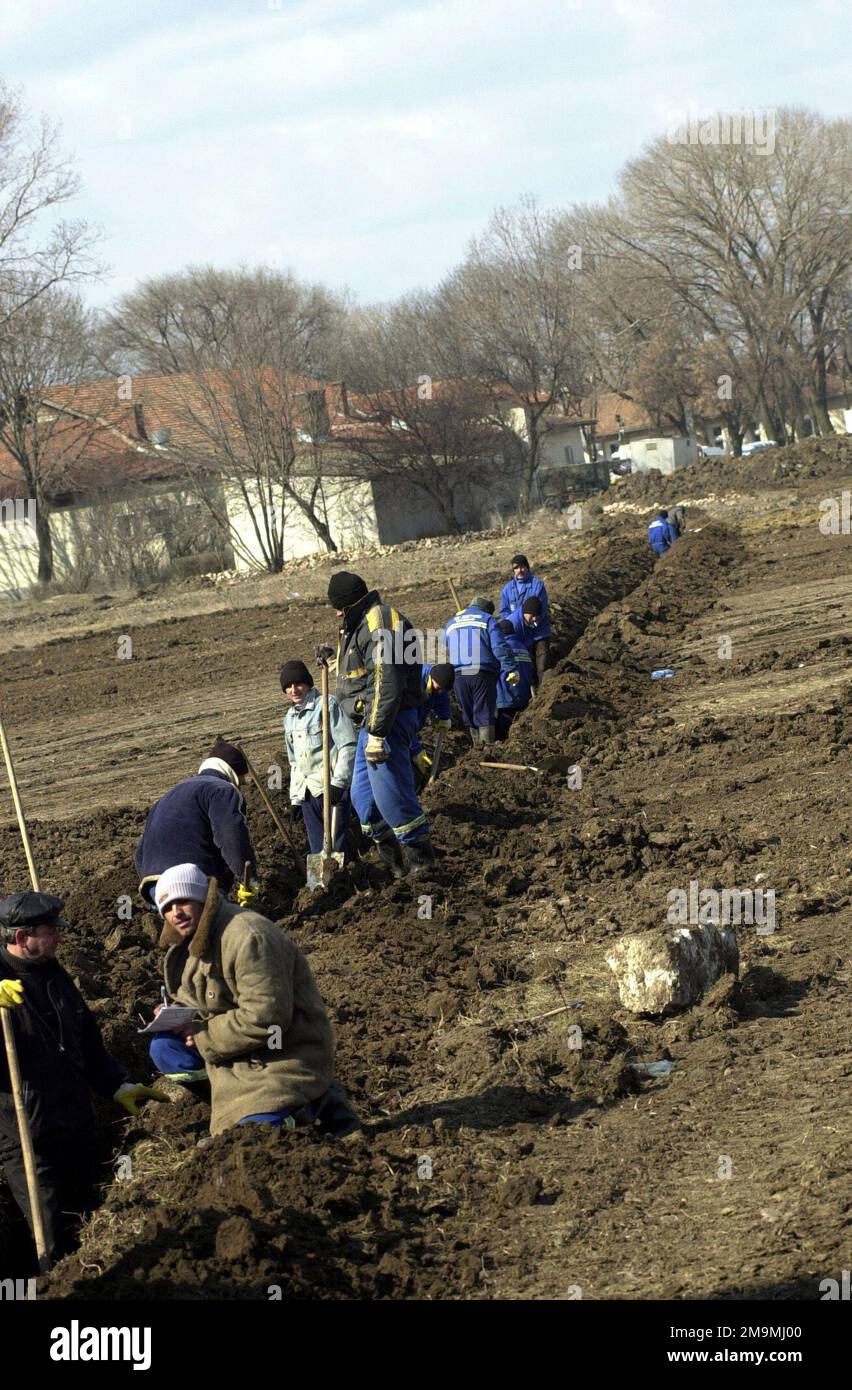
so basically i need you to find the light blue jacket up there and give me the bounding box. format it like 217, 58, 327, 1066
283, 687, 357, 804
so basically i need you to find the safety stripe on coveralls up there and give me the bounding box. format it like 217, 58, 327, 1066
366, 603, 401, 730
393, 811, 427, 837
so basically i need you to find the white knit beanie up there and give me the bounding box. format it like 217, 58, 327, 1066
154, 864, 210, 916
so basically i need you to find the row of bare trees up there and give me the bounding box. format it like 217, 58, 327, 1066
1, 86, 850, 584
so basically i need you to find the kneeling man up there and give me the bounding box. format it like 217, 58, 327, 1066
151, 864, 359, 1136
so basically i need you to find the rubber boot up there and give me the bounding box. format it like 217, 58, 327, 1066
375, 835, 407, 879
468, 727, 478, 744
407, 836, 436, 875
478, 724, 496, 745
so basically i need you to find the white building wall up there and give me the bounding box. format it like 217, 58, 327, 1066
630, 436, 698, 474
225, 476, 379, 572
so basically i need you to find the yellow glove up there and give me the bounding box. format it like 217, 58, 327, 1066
0, 979, 24, 1009
505, 670, 521, 686
114, 1083, 169, 1117
413, 751, 433, 776
434, 719, 452, 731
365, 734, 389, 765
236, 882, 258, 907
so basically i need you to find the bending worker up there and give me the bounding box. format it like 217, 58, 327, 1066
0, 892, 163, 1266
410, 662, 455, 791
150, 864, 360, 1137
648, 509, 678, 557
281, 658, 357, 860
444, 595, 519, 745
495, 620, 534, 740
328, 570, 433, 877
134, 738, 257, 907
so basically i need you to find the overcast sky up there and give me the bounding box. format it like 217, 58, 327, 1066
5, 0, 850, 309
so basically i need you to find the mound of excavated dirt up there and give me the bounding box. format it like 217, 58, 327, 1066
614, 433, 852, 505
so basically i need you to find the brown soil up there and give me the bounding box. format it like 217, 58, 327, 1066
3, 437, 852, 1300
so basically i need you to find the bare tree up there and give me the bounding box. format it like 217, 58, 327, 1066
333, 296, 520, 531
0, 285, 109, 581
438, 199, 589, 510
603, 108, 852, 442
103, 268, 348, 569
0, 82, 99, 327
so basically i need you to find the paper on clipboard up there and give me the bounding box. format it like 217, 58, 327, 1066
137, 1005, 197, 1036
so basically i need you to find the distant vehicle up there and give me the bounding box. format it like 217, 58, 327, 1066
742, 439, 777, 456
608, 452, 632, 476
697, 444, 725, 458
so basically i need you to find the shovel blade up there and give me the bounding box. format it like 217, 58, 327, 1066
307, 852, 345, 890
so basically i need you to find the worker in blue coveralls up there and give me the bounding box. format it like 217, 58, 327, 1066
506, 594, 547, 655
648, 509, 678, 557
495, 621, 534, 740
444, 595, 520, 746
328, 570, 432, 877
499, 554, 551, 685
410, 662, 455, 791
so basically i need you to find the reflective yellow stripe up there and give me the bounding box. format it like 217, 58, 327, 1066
346, 668, 367, 678
163, 1070, 208, 1082
366, 603, 401, 729
393, 812, 427, 836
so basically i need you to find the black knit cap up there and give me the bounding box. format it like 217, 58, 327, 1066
328, 571, 368, 609
280, 660, 314, 691
207, 737, 249, 776
428, 662, 455, 690
511, 554, 530, 568
522, 596, 542, 616
472, 595, 495, 614
498, 619, 514, 635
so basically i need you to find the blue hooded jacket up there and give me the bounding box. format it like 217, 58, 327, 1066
443, 605, 518, 676
134, 769, 256, 901
499, 573, 551, 639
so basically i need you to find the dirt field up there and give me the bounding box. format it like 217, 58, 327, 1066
2, 443, 852, 1301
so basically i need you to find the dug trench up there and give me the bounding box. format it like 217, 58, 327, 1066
2, 500, 851, 1299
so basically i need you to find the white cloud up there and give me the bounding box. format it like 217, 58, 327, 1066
9, 0, 850, 305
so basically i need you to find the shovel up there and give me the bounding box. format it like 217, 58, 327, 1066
307, 652, 345, 890
428, 728, 446, 784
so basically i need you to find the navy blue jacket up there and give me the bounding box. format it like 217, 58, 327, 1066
134, 770, 256, 900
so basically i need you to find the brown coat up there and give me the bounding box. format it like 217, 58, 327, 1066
161, 880, 334, 1133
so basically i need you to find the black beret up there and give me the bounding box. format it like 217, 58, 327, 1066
0, 891, 69, 934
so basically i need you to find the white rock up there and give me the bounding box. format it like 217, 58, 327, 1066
606, 923, 739, 1015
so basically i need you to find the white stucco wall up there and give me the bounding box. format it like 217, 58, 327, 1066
225, 476, 379, 571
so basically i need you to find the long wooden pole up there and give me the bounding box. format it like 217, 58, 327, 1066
242, 753, 306, 880
0, 712, 51, 1272
447, 578, 463, 612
